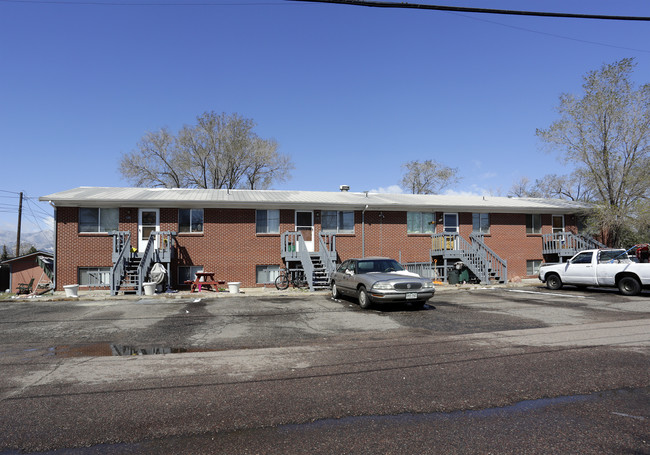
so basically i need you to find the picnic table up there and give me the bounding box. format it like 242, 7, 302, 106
186, 272, 226, 292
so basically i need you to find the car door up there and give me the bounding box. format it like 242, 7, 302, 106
335, 260, 357, 295
563, 251, 596, 285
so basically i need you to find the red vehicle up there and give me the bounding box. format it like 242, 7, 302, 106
636, 244, 649, 263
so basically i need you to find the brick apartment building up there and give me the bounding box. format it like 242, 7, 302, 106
40, 187, 595, 293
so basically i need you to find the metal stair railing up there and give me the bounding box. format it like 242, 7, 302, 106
317, 233, 337, 278
137, 231, 176, 296
431, 233, 507, 284
542, 232, 607, 258
110, 231, 132, 296
281, 231, 338, 291
470, 233, 507, 284
295, 234, 315, 291
281, 231, 301, 260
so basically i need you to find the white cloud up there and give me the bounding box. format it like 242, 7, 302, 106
443, 184, 497, 197
369, 185, 404, 194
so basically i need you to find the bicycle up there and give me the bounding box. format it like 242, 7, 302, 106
274, 267, 309, 290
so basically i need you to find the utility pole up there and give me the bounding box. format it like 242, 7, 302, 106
15, 192, 23, 257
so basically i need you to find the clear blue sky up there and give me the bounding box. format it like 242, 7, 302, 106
1, 0, 649, 235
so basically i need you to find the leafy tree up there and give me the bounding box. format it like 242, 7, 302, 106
400, 159, 461, 194
120, 112, 293, 190
536, 58, 650, 247
1, 245, 8, 261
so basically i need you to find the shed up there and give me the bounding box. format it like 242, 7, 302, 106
1, 251, 54, 294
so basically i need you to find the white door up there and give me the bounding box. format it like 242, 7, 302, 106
295, 211, 314, 252
138, 209, 160, 252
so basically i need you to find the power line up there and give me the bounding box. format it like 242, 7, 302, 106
0, 0, 284, 5
449, 11, 650, 54
288, 0, 650, 21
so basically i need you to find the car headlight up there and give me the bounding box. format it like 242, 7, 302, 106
372, 282, 393, 291
421, 281, 435, 289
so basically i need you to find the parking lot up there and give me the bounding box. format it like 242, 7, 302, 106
1, 284, 649, 356
1, 285, 648, 454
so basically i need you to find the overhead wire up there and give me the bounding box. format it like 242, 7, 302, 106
288, 0, 650, 21
446, 10, 650, 54
0, 0, 285, 5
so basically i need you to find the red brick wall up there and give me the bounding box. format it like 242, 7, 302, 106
56, 207, 114, 289
54, 207, 578, 290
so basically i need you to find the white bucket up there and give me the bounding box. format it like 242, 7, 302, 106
63, 284, 79, 298
143, 282, 157, 296
227, 282, 241, 294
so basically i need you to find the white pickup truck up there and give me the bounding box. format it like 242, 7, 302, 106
538, 249, 650, 296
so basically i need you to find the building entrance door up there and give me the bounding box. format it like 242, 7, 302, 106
138, 209, 159, 252
295, 211, 314, 252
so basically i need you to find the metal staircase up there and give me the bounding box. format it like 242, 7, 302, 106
542, 232, 606, 262
110, 231, 176, 295
280, 232, 337, 291
430, 233, 507, 284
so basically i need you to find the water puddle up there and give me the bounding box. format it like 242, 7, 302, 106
281, 392, 601, 432
46, 343, 219, 357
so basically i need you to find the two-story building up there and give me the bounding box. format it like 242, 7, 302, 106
40, 186, 600, 294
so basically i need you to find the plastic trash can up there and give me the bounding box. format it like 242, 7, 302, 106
143, 282, 156, 296
448, 269, 460, 285
63, 284, 79, 298
459, 268, 470, 283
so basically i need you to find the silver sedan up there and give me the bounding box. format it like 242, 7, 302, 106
330, 257, 435, 309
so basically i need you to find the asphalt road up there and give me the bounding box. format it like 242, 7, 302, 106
0, 286, 648, 454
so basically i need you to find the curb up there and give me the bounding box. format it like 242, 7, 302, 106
3, 280, 542, 303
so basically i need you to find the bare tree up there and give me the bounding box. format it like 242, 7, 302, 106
508, 172, 593, 201
536, 58, 650, 246
400, 160, 461, 194
120, 112, 293, 190
508, 177, 538, 198
119, 128, 183, 188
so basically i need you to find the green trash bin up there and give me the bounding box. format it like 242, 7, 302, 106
459, 268, 469, 284
448, 268, 460, 285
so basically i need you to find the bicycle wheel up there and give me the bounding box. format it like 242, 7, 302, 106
295, 273, 309, 288
275, 273, 290, 290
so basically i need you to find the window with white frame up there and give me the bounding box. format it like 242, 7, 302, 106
256, 209, 280, 234
79, 208, 119, 233
526, 260, 542, 276
472, 213, 490, 234
178, 265, 203, 285
256, 265, 280, 284
179, 208, 204, 233
407, 212, 435, 234
526, 214, 542, 234
79, 267, 111, 286
321, 210, 354, 234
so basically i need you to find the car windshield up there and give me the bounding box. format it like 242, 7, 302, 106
357, 259, 404, 274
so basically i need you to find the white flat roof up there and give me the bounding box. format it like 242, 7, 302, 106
40, 187, 589, 214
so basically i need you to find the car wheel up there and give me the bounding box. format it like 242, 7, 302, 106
358, 286, 372, 309
618, 276, 641, 296
331, 282, 341, 299
546, 274, 562, 291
